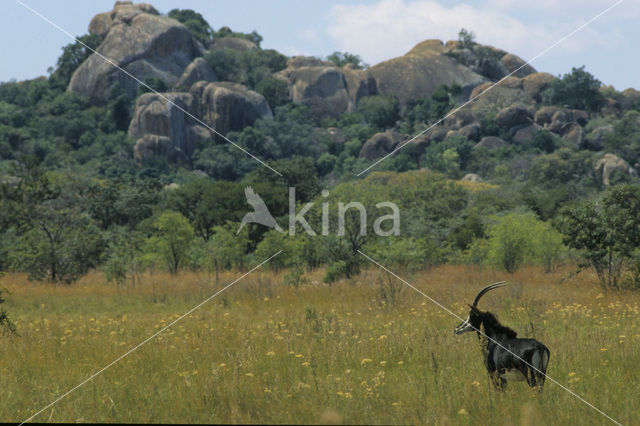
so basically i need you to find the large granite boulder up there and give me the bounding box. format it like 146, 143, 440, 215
461, 173, 483, 182
128, 92, 195, 154
446, 122, 480, 141
274, 56, 375, 118
175, 57, 217, 89
562, 123, 585, 146
535, 106, 588, 130
277, 63, 353, 118
586, 124, 614, 149
522, 72, 556, 102
359, 131, 405, 160
495, 103, 534, 129
341, 64, 376, 108
133, 134, 189, 166
512, 123, 544, 145
70, 1, 202, 103
129, 82, 271, 164
199, 82, 273, 136
466, 83, 533, 119
594, 153, 637, 185
89, 2, 159, 37
366, 39, 487, 110
500, 53, 536, 78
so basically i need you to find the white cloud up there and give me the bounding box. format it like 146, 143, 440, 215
326, 0, 629, 68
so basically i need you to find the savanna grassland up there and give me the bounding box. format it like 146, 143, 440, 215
1, 265, 638, 425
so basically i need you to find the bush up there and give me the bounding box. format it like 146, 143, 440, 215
466, 213, 566, 273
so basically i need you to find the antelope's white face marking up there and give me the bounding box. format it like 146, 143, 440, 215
454, 315, 474, 335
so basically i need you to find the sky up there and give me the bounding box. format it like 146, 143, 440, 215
1, 0, 639, 90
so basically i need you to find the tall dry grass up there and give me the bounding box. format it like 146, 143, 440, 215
1, 265, 638, 424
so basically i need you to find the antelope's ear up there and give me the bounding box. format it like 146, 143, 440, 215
468, 304, 479, 312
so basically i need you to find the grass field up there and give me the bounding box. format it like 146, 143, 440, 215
1, 264, 638, 424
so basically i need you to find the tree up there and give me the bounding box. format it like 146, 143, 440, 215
327, 51, 368, 69
458, 28, 476, 49
50, 33, 104, 89
357, 95, 399, 130
3, 159, 105, 283
168, 9, 213, 44
103, 227, 144, 286
11, 207, 105, 283
166, 179, 245, 241
557, 185, 640, 289
206, 224, 249, 285
541, 66, 604, 111
149, 211, 195, 274
255, 76, 289, 109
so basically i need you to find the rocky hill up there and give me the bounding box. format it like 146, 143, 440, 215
52, 1, 634, 186
0, 0, 637, 189
3, 0, 640, 286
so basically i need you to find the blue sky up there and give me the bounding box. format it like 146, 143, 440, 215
2, 0, 638, 90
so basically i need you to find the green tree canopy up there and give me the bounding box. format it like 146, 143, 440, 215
557, 185, 640, 288
168, 9, 214, 44
541, 66, 604, 111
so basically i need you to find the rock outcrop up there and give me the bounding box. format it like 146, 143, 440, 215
594, 153, 637, 185
70, 1, 202, 103
275, 57, 374, 118
175, 58, 217, 89
446, 122, 480, 141
129, 83, 272, 164
359, 131, 405, 160
199, 82, 273, 136
495, 103, 534, 129
512, 123, 544, 145
461, 173, 483, 182
586, 124, 614, 149
134, 134, 189, 166
366, 40, 487, 110
561, 123, 585, 146
522, 72, 556, 101
500, 53, 536, 78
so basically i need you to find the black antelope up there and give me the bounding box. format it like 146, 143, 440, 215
454, 282, 550, 391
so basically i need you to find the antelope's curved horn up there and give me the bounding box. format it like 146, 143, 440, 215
472, 281, 507, 308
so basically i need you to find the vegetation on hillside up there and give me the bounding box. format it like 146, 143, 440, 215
1, 8, 640, 293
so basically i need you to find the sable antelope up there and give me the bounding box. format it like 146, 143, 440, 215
454, 282, 550, 391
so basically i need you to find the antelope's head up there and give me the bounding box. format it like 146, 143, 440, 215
454, 281, 507, 335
